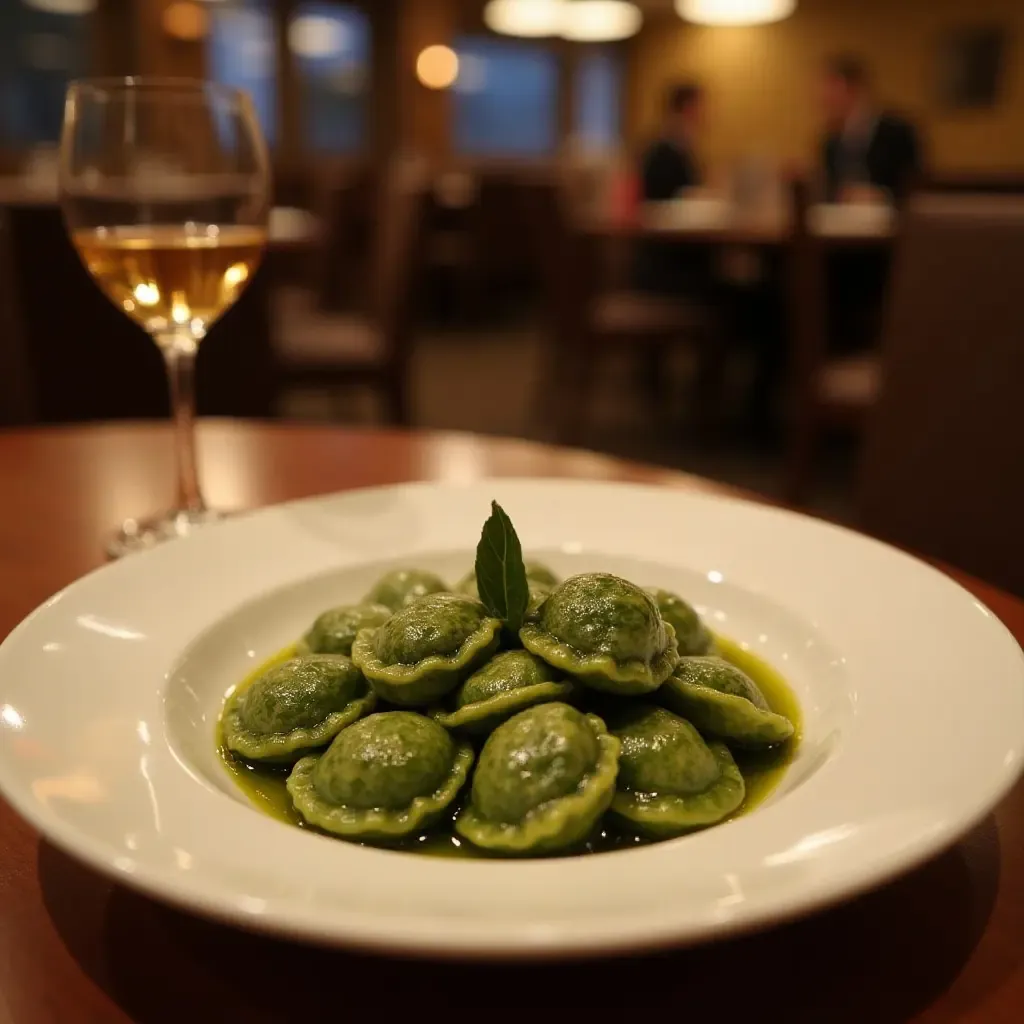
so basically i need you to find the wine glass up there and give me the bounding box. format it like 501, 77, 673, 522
59, 77, 270, 558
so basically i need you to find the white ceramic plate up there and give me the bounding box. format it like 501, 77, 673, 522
1, 480, 1022, 958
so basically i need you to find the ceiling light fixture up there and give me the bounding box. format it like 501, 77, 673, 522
288, 14, 350, 59
483, 0, 565, 39
21, 0, 97, 14
416, 45, 460, 91
162, 1, 208, 41
485, 0, 642, 42
675, 0, 796, 27
561, 1, 642, 42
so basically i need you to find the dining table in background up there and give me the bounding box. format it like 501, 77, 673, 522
0, 180, 323, 253
0, 421, 1021, 1023
581, 198, 898, 249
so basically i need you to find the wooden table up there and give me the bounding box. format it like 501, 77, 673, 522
1, 422, 1022, 1023
0, 188, 320, 252
583, 202, 896, 249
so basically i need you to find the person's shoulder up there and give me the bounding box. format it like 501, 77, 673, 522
644, 138, 676, 160
878, 110, 919, 136
641, 137, 681, 170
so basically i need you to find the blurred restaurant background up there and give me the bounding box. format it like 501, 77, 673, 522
2, 0, 1023, 590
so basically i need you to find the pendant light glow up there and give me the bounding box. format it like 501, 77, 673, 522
21, 0, 97, 13
416, 45, 460, 90
562, 1, 642, 42
288, 15, 350, 58
162, 1, 208, 41
675, 0, 796, 27
483, 0, 565, 38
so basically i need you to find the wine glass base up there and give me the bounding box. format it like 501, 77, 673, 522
106, 508, 226, 560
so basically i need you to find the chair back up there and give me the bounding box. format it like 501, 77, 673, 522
311, 164, 375, 312
519, 177, 596, 349
923, 173, 1024, 196
858, 194, 1024, 595
782, 175, 830, 499
370, 158, 429, 367
0, 211, 34, 425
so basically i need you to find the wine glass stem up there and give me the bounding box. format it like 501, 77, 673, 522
159, 334, 205, 515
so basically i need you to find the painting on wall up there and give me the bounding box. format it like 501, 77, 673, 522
936, 25, 1011, 109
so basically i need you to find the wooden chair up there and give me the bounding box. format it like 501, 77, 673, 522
271, 160, 428, 426
924, 172, 1024, 196
310, 164, 376, 313
857, 194, 1024, 596
0, 203, 273, 425
0, 210, 34, 425
523, 180, 722, 444
422, 170, 483, 324
783, 179, 885, 503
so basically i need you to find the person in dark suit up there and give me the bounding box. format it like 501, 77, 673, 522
820, 55, 923, 205
641, 82, 704, 202
635, 82, 708, 295
820, 56, 924, 352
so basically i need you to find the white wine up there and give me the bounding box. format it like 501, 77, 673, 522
73, 224, 267, 339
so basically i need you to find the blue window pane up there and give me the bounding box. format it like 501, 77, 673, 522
453, 37, 558, 158
0, 4, 90, 146
575, 49, 622, 151
209, 0, 278, 146
290, 3, 370, 153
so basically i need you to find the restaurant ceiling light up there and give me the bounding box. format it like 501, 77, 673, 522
21, 0, 97, 13
484, 0, 565, 39
162, 1, 208, 41
675, 0, 796, 26
417, 45, 460, 90
288, 15, 349, 59
562, 1, 642, 41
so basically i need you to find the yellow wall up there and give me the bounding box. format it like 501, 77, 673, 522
629, 0, 1024, 176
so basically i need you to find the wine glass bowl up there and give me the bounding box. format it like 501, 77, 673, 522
59, 78, 270, 558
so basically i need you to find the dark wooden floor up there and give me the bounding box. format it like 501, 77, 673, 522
277, 321, 857, 522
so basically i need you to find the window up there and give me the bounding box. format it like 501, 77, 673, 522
574, 48, 623, 152
0, 0, 91, 146
209, 0, 278, 146
453, 36, 559, 158
289, 2, 371, 154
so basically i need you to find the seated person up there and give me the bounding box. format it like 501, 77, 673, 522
641, 81, 704, 202
634, 83, 785, 435
634, 81, 709, 296
819, 55, 924, 351
820, 54, 923, 206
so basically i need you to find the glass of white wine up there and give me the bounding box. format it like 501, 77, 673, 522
59, 77, 270, 558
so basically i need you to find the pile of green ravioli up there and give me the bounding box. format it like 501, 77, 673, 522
221, 502, 796, 856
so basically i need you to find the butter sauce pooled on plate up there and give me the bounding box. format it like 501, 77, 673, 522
219, 634, 801, 857
218, 501, 801, 858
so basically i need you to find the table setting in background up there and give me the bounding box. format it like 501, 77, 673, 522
593, 192, 896, 246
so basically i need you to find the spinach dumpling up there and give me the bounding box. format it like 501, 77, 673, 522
363, 569, 448, 611
521, 573, 679, 695
302, 602, 393, 656
223, 654, 376, 764
287, 712, 473, 841
431, 650, 575, 735
646, 588, 714, 656
660, 656, 795, 748
608, 705, 745, 837
456, 703, 619, 854
351, 593, 501, 705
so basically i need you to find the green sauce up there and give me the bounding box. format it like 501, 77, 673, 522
218, 635, 802, 858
